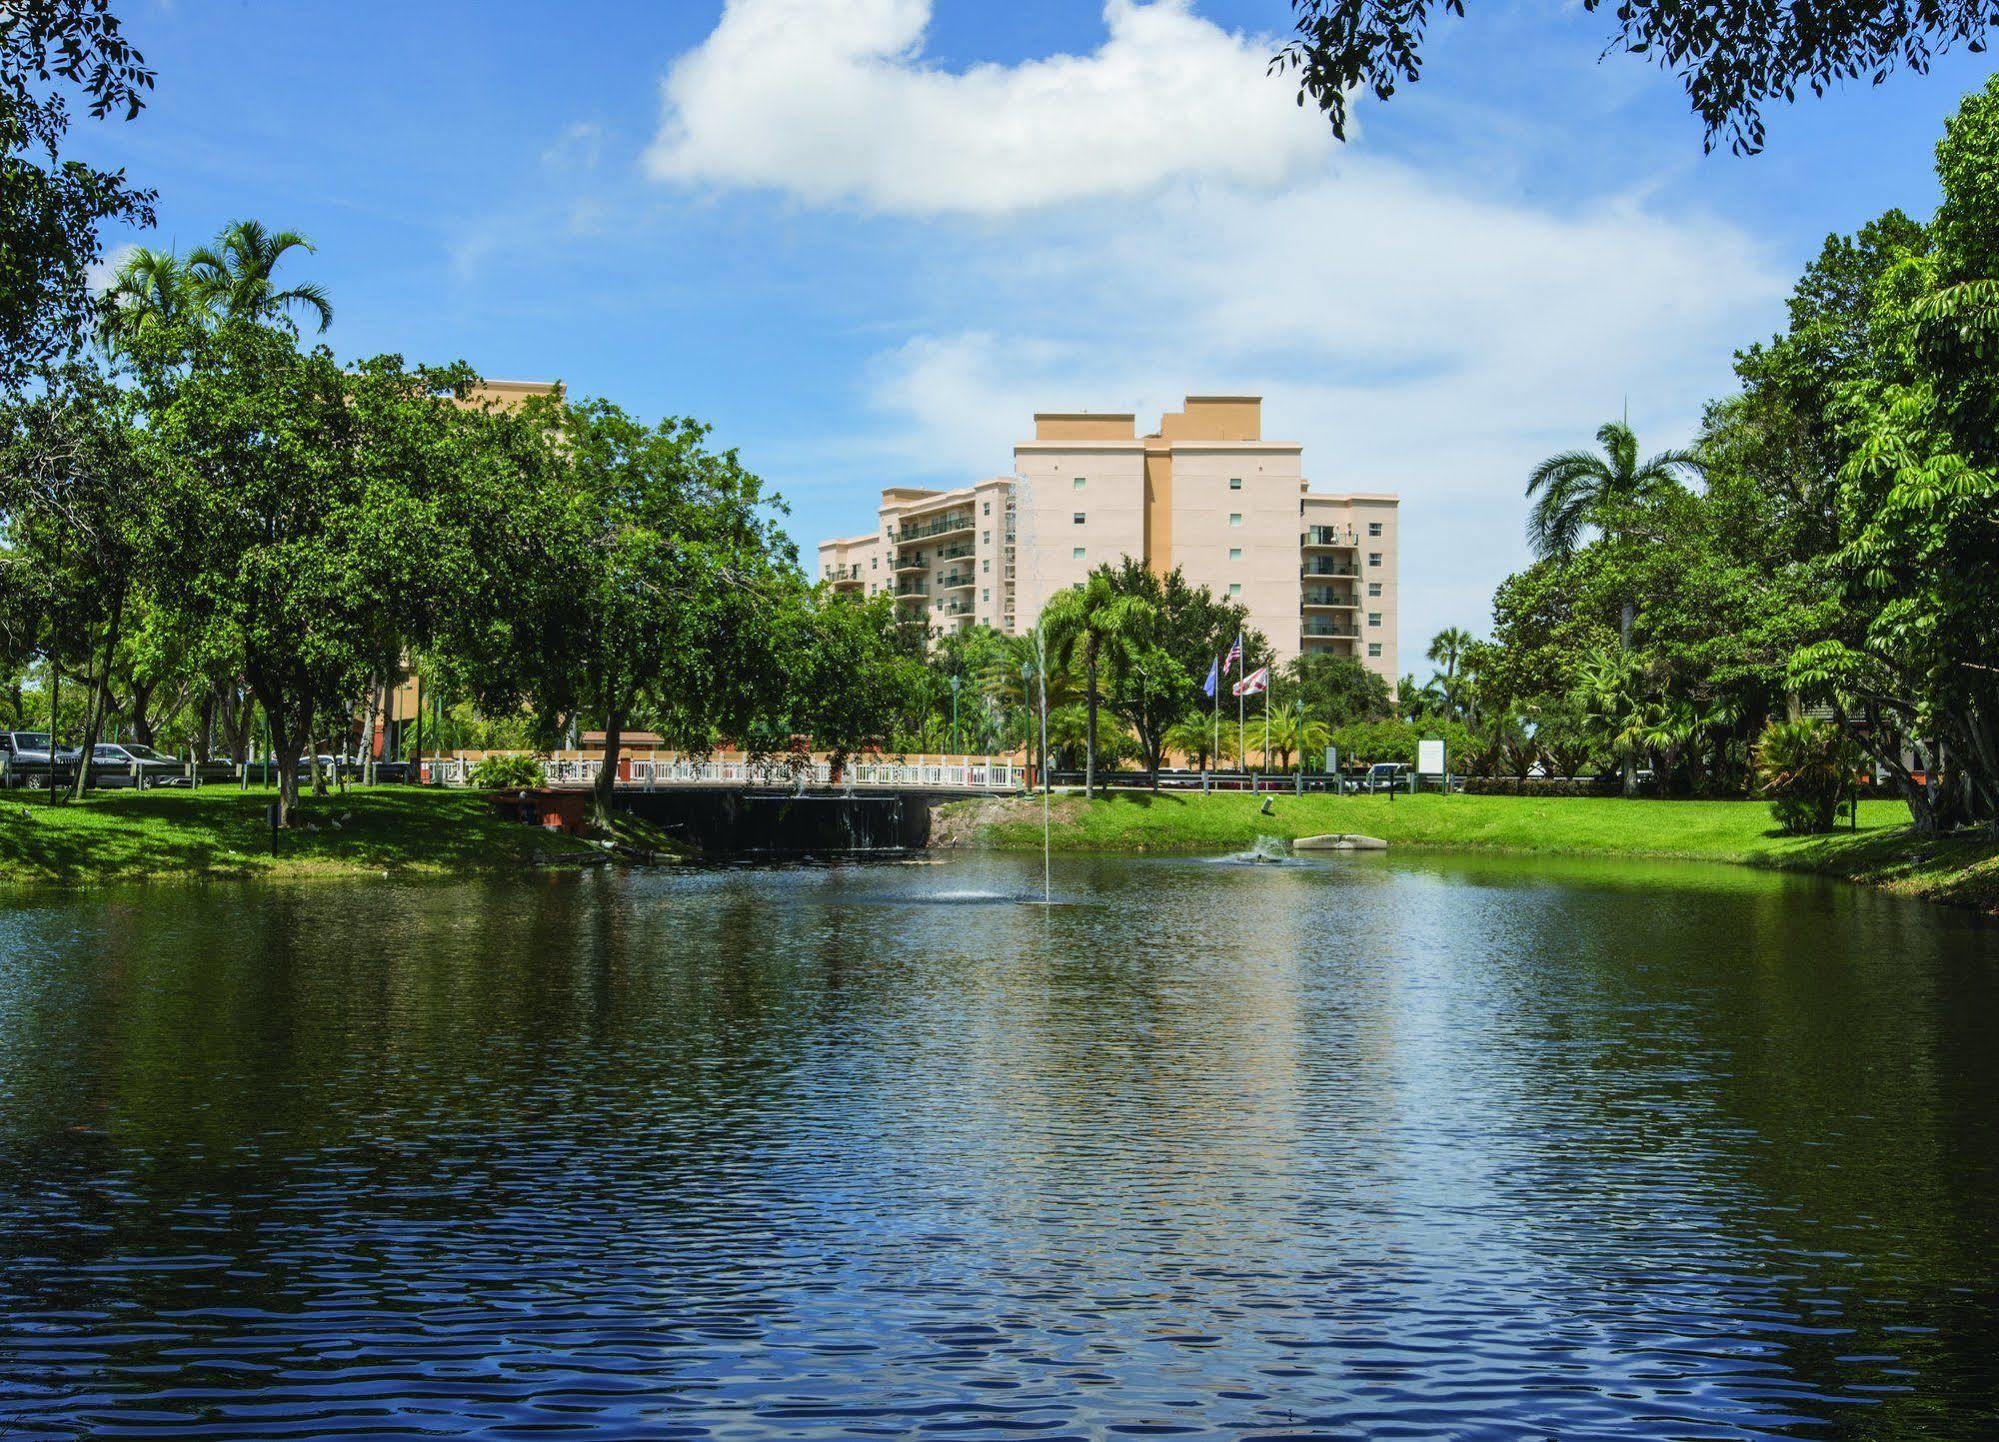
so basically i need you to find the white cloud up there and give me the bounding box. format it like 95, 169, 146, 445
640, 0, 1785, 648
855, 168, 1779, 644
88, 242, 139, 294
542, 121, 605, 172
646, 0, 1327, 216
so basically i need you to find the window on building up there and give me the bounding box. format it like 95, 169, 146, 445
1368, 551, 1382, 568
1368, 521, 1383, 537
1073, 547, 1086, 560
1229, 583, 1242, 597
1073, 476, 1086, 490
982, 588, 990, 602
1229, 477, 1242, 490
983, 502, 991, 515
981, 531, 989, 544
982, 559, 990, 572
871, 556, 878, 569
1073, 512, 1086, 524
1229, 548, 1242, 561
1368, 643, 1382, 658
1368, 612, 1382, 627
1368, 582, 1382, 597
1229, 513, 1242, 526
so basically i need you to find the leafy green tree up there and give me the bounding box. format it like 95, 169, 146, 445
1041, 570, 1154, 798
1273, 0, 1996, 155
134, 320, 486, 823
759, 589, 921, 773
0, 362, 142, 795
1, 0, 155, 389
1281, 650, 1391, 725
476, 396, 796, 822
1090, 559, 1258, 779
1789, 77, 1999, 833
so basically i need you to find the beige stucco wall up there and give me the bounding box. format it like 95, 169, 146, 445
1011, 440, 1146, 626
1167, 442, 1305, 662
1155, 395, 1261, 443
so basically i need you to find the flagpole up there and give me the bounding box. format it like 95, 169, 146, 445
1211, 653, 1220, 772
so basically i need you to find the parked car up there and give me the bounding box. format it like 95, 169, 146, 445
1359, 761, 1411, 794
89, 742, 184, 788
2, 731, 80, 787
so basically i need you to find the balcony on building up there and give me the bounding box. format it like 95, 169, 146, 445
1303, 524, 1357, 549
896, 510, 975, 544
1301, 586, 1357, 610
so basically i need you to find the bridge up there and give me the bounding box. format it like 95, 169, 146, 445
420, 753, 1026, 794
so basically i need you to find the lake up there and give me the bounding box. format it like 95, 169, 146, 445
1, 853, 1994, 1439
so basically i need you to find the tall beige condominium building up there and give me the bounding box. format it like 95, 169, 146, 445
817, 395, 1398, 682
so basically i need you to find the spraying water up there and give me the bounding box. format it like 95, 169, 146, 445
1035, 624, 1052, 905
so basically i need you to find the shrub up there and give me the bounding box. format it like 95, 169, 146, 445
1462, 776, 1621, 797
1755, 719, 1858, 834
471, 753, 547, 790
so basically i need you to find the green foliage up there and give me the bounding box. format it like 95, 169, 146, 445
1755, 718, 1859, 835
1040, 569, 1155, 795
470, 752, 546, 790
1273, 0, 1997, 156
1, 0, 156, 389
1282, 650, 1392, 725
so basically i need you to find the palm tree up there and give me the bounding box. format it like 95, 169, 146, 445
1264, 707, 1331, 771
1525, 420, 1703, 644
1575, 646, 1658, 798
1164, 711, 1235, 772
1426, 626, 1474, 718
99, 247, 213, 354
1040, 573, 1153, 798
187, 220, 333, 334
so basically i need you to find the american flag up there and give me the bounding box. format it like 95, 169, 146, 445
1223, 633, 1243, 674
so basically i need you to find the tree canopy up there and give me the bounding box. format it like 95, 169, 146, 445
1273, 0, 1999, 155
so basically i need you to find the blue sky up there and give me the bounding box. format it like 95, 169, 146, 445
78, 1, 1996, 657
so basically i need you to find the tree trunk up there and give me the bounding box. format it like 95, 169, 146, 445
129, 680, 157, 747
592, 705, 624, 826
253, 680, 310, 827
195, 689, 216, 764
1084, 649, 1098, 801
71, 587, 127, 801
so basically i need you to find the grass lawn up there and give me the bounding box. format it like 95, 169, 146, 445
0, 785, 603, 885
940, 791, 1999, 914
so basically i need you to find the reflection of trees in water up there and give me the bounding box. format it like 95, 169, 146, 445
1414, 857, 1999, 1437
1, 861, 1995, 1437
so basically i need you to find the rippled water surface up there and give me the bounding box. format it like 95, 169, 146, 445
2, 853, 1996, 1440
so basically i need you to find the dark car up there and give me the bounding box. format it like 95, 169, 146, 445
89, 742, 184, 788
3, 731, 80, 787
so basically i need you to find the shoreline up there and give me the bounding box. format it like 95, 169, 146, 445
931, 792, 1999, 916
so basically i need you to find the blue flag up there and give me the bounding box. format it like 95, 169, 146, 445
1202, 656, 1219, 698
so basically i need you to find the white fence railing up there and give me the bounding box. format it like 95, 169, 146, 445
421, 754, 1023, 793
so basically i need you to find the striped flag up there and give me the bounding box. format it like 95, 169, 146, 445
1223, 633, 1243, 674
1232, 665, 1270, 698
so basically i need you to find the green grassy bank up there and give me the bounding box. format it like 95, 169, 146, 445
936, 791, 1999, 914
0, 787, 603, 885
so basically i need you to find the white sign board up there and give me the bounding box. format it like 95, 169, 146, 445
1417, 738, 1446, 777
1324, 746, 1338, 775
